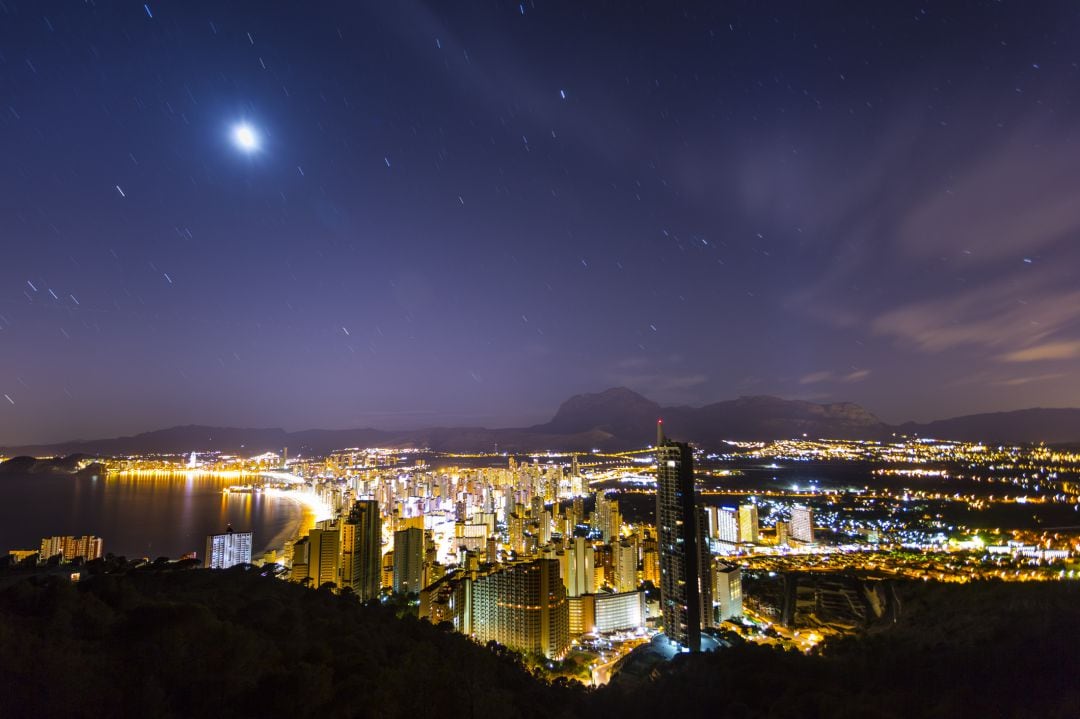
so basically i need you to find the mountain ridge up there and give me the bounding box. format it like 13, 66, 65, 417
4, 387, 1080, 456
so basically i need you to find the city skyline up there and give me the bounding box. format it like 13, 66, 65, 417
3, 2, 1080, 712
5, 1, 1080, 445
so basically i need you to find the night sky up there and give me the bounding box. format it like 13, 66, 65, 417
3, 1, 1080, 444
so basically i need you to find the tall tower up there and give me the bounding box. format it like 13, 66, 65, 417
307, 525, 340, 589
341, 500, 382, 601
559, 536, 594, 597
654, 420, 705, 651
393, 526, 424, 594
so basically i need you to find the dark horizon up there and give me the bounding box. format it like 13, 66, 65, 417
4, 1, 1080, 445
6, 385, 1080, 452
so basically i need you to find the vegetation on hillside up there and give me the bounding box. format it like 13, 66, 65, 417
0, 564, 1077, 718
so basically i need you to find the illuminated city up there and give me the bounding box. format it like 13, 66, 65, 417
3, 1, 1080, 716
7, 426, 1079, 688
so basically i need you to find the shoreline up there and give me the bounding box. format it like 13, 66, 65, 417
258, 488, 322, 560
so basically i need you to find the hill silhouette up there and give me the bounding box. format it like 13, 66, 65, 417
5, 387, 1080, 455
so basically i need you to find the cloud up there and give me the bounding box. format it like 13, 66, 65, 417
993, 373, 1067, 387
997, 341, 1080, 363
897, 126, 1080, 261
842, 369, 871, 383
799, 369, 870, 385
798, 371, 833, 385
870, 273, 1080, 354
780, 104, 1080, 379
609, 372, 708, 394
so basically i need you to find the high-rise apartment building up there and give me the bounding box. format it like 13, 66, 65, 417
738, 504, 759, 543
341, 500, 382, 600
508, 513, 526, 554
559, 536, 595, 597
393, 526, 424, 594
790, 506, 814, 543
306, 525, 340, 589
613, 538, 638, 593
39, 535, 104, 563
641, 537, 660, 584
775, 520, 789, 546
538, 509, 553, 545
655, 421, 708, 651
471, 558, 570, 659
204, 527, 252, 569
716, 506, 739, 544
714, 562, 743, 622
290, 535, 310, 582
594, 492, 621, 543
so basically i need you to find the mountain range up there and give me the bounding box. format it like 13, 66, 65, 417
4, 387, 1080, 457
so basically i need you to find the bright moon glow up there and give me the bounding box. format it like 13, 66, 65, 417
232, 123, 259, 152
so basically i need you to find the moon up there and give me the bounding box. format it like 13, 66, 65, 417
231, 123, 260, 152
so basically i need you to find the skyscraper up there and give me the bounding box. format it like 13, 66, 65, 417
393, 526, 424, 594
341, 500, 382, 601
593, 491, 621, 543
716, 506, 739, 544
471, 558, 570, 659
204, 527, 251, 569
714, 562, 743, 621
641, 536, 660, 585
558, 536, 595, 597
307, 524, 340, 589
790, 505, 815, 544
655, 420, 707, 651
738, 504, 759, 543
613, 538, 639, 593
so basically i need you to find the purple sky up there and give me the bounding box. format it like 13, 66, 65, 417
2, 1, 1080, 444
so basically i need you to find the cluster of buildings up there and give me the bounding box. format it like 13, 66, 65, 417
10, 426, 757, 661
4, 535, 105, 565
188, 424, 747, 660
412, 423, 745, 658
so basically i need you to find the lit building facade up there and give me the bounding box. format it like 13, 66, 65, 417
791, 505, 815, 544
471, 558, 570, 659
595, 590, 646, 633
341, 500, 381, 600
714, 562, 743, 621
738, 504, 759, 543
567, 590, 645, 636
204, 527, 252, 569
613, 538, 638, 593
716, 506, 739, 544
558, 536, 594, 597
39, 535, 104, 563
307, 524, 340, 589
393, 526, 424, 594
655, 421, 710, 651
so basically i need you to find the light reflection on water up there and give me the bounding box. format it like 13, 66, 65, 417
0, 471, 309, 560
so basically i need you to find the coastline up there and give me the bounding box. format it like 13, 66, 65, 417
259, 488, 321, 560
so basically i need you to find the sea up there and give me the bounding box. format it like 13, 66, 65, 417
0, 470, 305, 560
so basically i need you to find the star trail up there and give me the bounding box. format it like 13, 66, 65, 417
2, 1, 1079, 444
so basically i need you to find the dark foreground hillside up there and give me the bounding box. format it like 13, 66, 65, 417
598, 578, 1080, 719
0, 567, 569, 719
1, 567, 1078, 719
